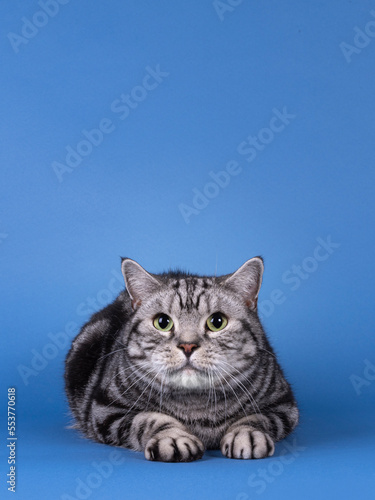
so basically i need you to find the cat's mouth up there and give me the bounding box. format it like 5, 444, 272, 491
168, 360, 207, 378
167, 364, 210, 389
180, 366, 199, 375
175, 361, 204, 374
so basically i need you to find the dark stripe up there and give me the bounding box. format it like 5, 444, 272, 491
136, 421, 147, 445
230, 430, 239, 458
125, 320, 142, 351
268, 388, 294, 407
187, 410, 239, 429
117, 415, 132, 445
96, 412, 124, 439
240, 319, 259, 346
267, 363, 278, 391
248, 430, 253, 458
266, 414, 279, 438
265, 435, 273, 455
195, 291, 205, 309
83, 331, 118, 424
143, 346, 154, 352
171, 438, 182, 461
255, 361, 276, 400
130, 354, 146, 360
273, 410, 290, 436
176, 292, 184, 309
217, 340, 237, 350
185, 296, 193, 311
184, 441, 193, 459
153, 422, 174, 435
148, 418, 157, 429
93, 387, 114, 406
150, 441, 160, 461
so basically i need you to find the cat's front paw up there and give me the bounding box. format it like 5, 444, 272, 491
221, 428, 274, 459
145, 429, 205, 462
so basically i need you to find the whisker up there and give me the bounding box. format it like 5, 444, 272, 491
205, 366, 212, 410
145, 366, 162, 412
211, 367, 218, 421
159, 369, 167, 413
123, 368, 164, 418
218, 360, 264, 411
106, 365, 157, 408
98, 347, 126, 361
105, 360, 150, 387
217, 361, 262, 412
258, 347, 276, 358
211, 366, 227, 428
213, 365, 250, 422
216, 361, 265, 430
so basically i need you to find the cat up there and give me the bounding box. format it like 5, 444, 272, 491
65, 257, 299, 462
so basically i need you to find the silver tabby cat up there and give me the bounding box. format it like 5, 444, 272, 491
65, 257, 299, 462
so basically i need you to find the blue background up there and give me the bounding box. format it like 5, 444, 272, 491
1, 0, 374, 499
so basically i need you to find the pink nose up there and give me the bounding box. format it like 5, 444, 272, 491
177, 343, 199, 357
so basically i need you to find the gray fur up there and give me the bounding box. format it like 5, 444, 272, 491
65, 258, 299, 462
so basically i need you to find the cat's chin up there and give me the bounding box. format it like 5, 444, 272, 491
167, 367, 211, 390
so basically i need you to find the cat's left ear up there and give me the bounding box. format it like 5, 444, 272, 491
222, 257, 264, 311
121, 258, 161, 309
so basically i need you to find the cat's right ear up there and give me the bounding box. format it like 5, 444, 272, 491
121, 258, 161, 310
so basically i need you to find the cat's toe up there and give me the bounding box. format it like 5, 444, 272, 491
145, 431, 204, 462
221, 428, 274, 459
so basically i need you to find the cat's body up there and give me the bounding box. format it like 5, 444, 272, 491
65, 258, 299, 461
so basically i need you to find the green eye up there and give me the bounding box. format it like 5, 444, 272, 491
206, 312, 228, 332
153, 314, 174, 332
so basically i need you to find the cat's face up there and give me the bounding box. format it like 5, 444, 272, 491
121, 259, 264, 391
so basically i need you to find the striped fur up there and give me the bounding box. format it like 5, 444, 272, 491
65, 258, 299, 462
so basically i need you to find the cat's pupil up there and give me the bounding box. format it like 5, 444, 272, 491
158, 315, 170, 329
210, 313, 223, 329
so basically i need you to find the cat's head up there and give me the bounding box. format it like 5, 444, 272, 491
121, 258, 266, 391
